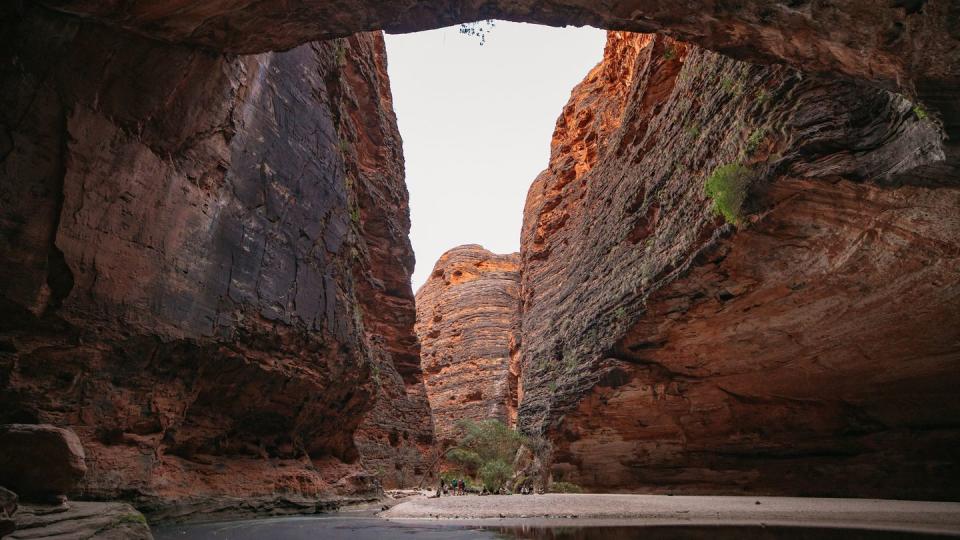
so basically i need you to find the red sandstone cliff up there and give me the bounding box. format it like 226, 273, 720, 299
0, 5, 430, 516
415, 246, 521, 444
519, 32, 960, 499
2, 0, 960, 516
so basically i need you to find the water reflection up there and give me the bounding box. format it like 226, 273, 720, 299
155, 518, 947, 540
492, 525, 943, 539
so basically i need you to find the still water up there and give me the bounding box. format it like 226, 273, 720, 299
154, 516, 948, 539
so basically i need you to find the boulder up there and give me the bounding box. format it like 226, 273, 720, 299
0, 425, 86, 502
0, 486, 17, 517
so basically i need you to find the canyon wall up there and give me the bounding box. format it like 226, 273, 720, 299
415, 246, 521, 444
0, 5, 431, 516
519, 31, 960, 499
2, 0, 959, 513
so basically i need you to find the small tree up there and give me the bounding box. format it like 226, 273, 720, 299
445, 419, 525, 491
479, 459, 513, 492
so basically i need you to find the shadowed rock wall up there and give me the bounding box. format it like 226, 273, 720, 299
0, 5, 430, 516
31, 1, 960, 106
519, 31, 960, 500
415, 245, 521, 444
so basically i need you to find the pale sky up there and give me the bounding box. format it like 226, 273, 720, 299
384, 22, 606, 292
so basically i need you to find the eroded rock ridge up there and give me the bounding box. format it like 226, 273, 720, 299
415, 246, 521, 444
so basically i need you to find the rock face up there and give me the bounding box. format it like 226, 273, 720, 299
30, 1, 960, 105
0, 5, 430, 515
0, 487, 16, 517
415, 246, 521, 444
0, 486, 16, 537
0, 425, 86, 501
519, 32, 960, 499
10, 502, 152, 540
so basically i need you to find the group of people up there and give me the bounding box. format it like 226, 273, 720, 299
438, 477, 467, 496
434, 477, 542, 497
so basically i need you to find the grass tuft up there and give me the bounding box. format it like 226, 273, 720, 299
114, 513, 148, 526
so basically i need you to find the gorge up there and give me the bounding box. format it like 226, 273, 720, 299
1, 1, 959, 537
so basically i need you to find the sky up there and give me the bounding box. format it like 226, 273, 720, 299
384, 22, 606, 292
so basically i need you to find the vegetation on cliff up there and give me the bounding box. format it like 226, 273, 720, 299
705, 162, 753, 224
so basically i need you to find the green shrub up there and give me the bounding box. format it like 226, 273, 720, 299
447, 419, 525, 475
913, 104, 928, 120
447, 447, 482, 469
370, 362, 381, 387
720, 77, 742, 95
705, 163, 753, 224
563, 351, 577, 372
478, 459, 513, 492
745, 128, 766, 155
549, 481, 584, 493
685, 124, 701, 139
663, 46, 676, 61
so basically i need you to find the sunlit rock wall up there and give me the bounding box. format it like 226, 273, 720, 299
416, 246, 521, 444
519, 32, 960, 500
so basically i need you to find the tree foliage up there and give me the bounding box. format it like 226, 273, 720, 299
478, 459, 513, 492
445, 419, 526, 492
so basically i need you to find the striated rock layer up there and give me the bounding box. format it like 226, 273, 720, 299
415, 246, 521, 444
10, 501, 152, 540
519, 32, 960, 500
0, 5, 431, 516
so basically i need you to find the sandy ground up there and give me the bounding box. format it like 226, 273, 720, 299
381, 494, 960, 534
